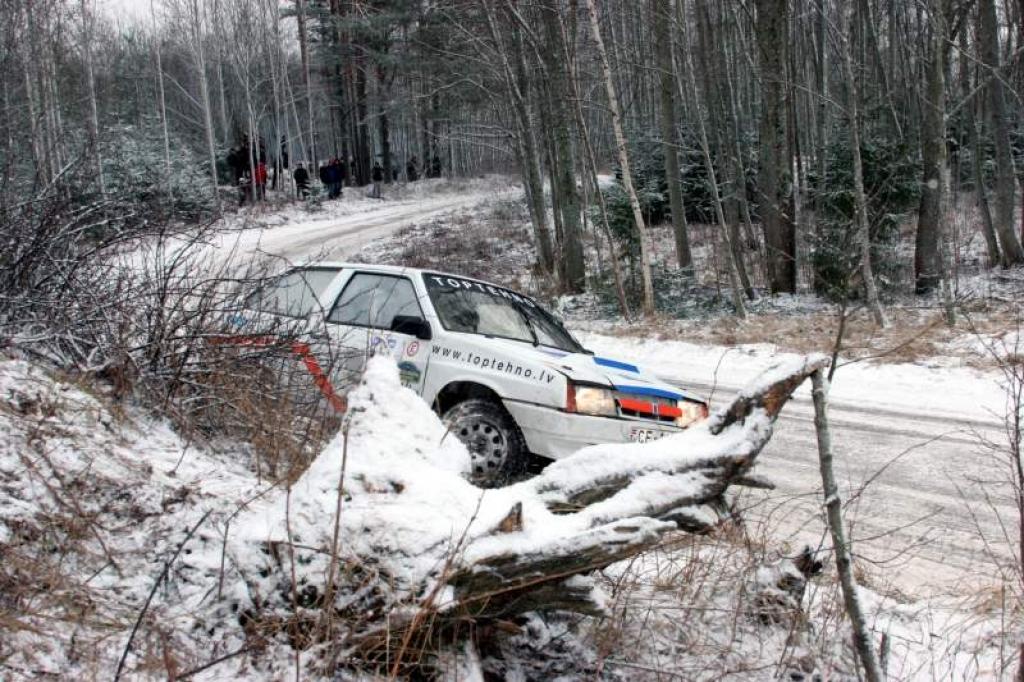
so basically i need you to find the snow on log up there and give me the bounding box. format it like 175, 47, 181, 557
227, 353, 829, 631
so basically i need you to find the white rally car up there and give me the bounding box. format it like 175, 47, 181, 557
244, 263, 708, 484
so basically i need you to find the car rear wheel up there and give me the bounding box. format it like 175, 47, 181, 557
442, 399, 528, 487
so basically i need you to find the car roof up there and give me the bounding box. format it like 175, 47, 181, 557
311, 262, 414, 276
305, 262, 515, 292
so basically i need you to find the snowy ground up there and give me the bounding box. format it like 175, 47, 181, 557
1, 351, 1015, 679
4, 178, 1022, 679
0, 359, 266, 678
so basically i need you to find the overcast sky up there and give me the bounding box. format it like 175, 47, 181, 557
98, 0, 154, 26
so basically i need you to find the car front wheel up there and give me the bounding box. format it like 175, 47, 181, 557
442, 399, 528, 487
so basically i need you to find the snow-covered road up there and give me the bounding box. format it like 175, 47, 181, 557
579, 333, 1015, 597
742, 385, 1009, 598
198, 182, 515, 266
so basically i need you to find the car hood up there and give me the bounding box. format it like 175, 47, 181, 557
480, 337, 703, 404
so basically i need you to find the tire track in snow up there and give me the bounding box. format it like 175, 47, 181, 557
212, 192, 511, 264
666, 375, 1014, 595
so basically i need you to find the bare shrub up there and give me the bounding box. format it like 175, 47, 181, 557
2, 159, 343, 482
963, 311, 1024, 677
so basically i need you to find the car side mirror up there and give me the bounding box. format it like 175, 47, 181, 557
391, 315, 432, 340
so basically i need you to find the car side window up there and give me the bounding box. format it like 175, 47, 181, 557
247, 268, 339, 318
327, 273, 422, 330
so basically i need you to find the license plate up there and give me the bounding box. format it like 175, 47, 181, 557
629, 427, 666, 444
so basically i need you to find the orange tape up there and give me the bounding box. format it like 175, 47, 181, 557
209, 335, 347, 414
617, 397, 681, 419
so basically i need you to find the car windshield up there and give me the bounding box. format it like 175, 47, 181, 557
423, 273, 585, 353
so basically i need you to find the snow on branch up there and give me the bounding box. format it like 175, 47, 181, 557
226, 352, 829, 639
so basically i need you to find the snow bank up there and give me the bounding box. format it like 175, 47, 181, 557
0, 357, 263, 678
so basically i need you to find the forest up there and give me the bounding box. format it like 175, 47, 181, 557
4, 0, 1024, 324
3, 1, 1024, 680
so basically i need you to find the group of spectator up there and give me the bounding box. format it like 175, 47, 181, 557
319, 158, 348, 199
231, 136, 444, 203
293, 158, 411, 201
405, 154, 442, 181
226, 135, 268, 206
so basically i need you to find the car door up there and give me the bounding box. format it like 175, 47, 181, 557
235, 266, 344, 408
323, 271, 431, 394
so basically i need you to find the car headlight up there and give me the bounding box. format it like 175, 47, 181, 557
568, 384, 617, 417
675, 400, 709, 428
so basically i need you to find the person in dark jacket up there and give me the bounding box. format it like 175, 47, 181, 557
329, 158, 344, 198
318, 162, 329, 195
406, 156, 419, 182
293, 163, 310, 199
230, 146, 252, 206
322, 160, 335, 199
226, 147, 244, 185
371, 162, 384, 199
429, 154, 442, 179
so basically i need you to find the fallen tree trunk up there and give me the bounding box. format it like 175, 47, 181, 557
446, 354, 829, 619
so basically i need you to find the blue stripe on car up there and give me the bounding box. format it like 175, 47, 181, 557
594, 356, 639, 373
613, 384, 685, 401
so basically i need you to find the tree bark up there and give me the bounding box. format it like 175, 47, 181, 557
584, 0, 656, 316
295, 0, 316, 165
694, 0, 755, 299
539, 0, 586, 292
755, 0, 797, 293
380, 105, 392, 184
212, 0, 231, 145
557, 6, 632, 318
481, 0, 556, 274
815, 0, 829, 218
653, 0, 693, 270
960, 24, 1001, 267
189, 0, 222, 214
354, 63, 371, 185
811, 369, 885, 682
150, 0, 173, 201
915, 0, 950, 293
840, 5, 886, 326
80, 0, 104, 196
679, 0, 747, 318
979, 0, 1024, 265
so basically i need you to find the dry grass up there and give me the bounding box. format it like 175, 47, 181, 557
354, 198, 556, 299
596, 301, 1023, 369
0, 354, 345, 679
578, 522, 846, 681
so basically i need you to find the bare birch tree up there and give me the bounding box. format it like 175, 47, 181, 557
584, 0, 656, 316
837, 4, 886, 326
